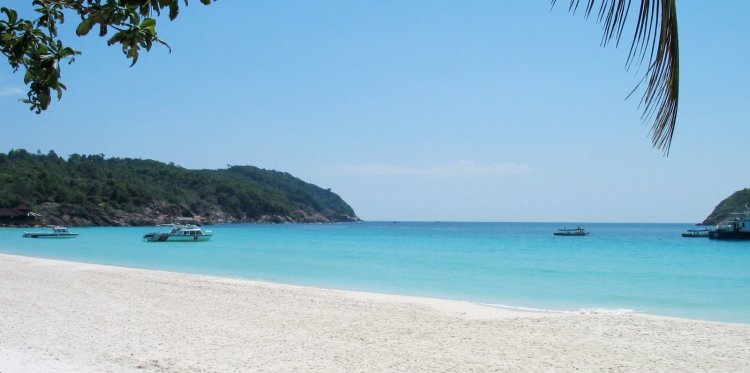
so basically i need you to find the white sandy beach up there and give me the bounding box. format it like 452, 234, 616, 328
1, 253, 749, 372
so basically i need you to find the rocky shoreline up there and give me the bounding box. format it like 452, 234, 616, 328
2, 201, 360, 227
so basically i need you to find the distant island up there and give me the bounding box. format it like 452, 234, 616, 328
0, 149, 359, 226
702, 188, 750, 226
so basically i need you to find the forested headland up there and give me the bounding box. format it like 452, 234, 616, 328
702, 188, 750, 225
0, 149, 359, 226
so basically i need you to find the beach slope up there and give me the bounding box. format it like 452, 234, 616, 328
1, 254, 749, 372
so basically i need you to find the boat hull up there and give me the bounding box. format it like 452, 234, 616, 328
553, 232, 589, 236
23, 233, 78, 238
708, 230, 750, 240
681, 230, 710, 238
143, 233, 212, 242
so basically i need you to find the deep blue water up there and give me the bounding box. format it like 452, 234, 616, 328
1, 222, 749, 323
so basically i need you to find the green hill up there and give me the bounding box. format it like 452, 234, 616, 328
702, 188, 750, 225
0, 149, 359, 226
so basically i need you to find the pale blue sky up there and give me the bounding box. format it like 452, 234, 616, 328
1, 1, 748, 223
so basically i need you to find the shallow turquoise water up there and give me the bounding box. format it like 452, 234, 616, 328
1, 222, 748, 323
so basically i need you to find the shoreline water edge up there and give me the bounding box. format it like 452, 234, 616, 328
3, 222, 749, 324
2, 253, 749, 372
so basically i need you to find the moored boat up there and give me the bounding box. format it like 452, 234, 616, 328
143, 224, 213, 242
708, 214, 750, 240
681, 228, 710, 238
23, 225, 79, 238
553, 227, 589, 236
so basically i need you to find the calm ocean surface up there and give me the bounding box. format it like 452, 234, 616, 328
1, 222, 748, 323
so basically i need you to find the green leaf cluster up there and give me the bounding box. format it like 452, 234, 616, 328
1, 5, 79, 113
1, 0, 214, 112
0, 149, 358, 224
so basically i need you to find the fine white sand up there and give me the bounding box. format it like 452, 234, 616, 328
1, 253, 749, 372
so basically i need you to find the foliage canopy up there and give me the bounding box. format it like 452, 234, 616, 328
0, 0, 212, 113
0, 149, 358, 224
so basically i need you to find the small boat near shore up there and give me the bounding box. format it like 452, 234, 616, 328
681, 228, 710, 238
23, 225, 79, 239
553, 227, 589, 236
143, 224, 213, 242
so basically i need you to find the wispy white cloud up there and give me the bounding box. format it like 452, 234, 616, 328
334, 160, 531, 177
0, 86, 24, 97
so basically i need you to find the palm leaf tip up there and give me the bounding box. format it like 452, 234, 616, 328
554, 0, 679, 155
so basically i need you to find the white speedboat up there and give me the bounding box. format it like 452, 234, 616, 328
143, 224, 213, 242
23, 225, 79, 238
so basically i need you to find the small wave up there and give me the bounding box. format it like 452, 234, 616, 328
481, 303, 567, 314
481, 303, 638, 316
576, 308, 637, 315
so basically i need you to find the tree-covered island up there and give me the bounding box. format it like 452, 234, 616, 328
0, 149, 359, 226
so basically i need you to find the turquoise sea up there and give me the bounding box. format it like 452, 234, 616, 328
1, 222, 749, 323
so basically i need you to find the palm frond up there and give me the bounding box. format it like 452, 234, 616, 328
552, 0, 679, 155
